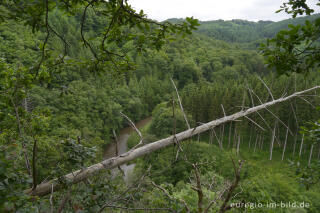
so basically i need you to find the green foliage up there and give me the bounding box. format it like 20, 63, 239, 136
289, 160, 320, 191
1, 0, 320, 211
149, 102, 194, 138
0, 145, 33, 212
0, 0, 200, 74
261, 1, 320, 75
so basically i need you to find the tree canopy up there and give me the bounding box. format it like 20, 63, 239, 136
261, 0, 320, 75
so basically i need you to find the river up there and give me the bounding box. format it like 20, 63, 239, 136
103, 117, 152, 182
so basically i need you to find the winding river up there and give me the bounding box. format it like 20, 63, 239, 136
103, 117, 152, 182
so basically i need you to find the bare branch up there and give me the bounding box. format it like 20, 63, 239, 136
191, 163, 204, 213
218, 159, 244, 213
204, 187, 227, 213
33, 0, 50, 76
10, 97, 31, 175
213, 128, 223, 150
31, 139, 38, 192
120, 112, 143, 150
282, 123, 290, 161
99, 166, 152, 212
257, 76, 274, 101
244, 116, 265, 132
112, 129, 125, 176
150, 181, 190, 212
264, 107, 293, 136
221, 104, 226, 117
25, 86, 320, 196
50, 184, 54, 213
297, 96, 316, 108
171, 78, 190, 129
80, 0, 98, 59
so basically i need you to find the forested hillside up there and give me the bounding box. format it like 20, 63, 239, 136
196, 14, 320, 43
0, 1, 320, 212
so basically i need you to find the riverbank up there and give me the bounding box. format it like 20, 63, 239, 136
103, 117, 152, 182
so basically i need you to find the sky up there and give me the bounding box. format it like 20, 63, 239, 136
129, 0, 320, 22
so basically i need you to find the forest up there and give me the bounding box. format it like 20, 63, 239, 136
0, 0, 320, 212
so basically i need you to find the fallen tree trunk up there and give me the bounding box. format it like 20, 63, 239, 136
25, 86, 320, 196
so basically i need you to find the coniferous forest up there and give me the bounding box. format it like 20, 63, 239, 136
0, 1, 320, 212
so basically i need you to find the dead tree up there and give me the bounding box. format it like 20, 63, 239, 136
281, 125, 289, 161
218, 159, 244, 213
292, 133, 298, 157
236, 134, 241, 155
25, 86, 320, 196
299, 134, 305, 158
308, 144, 314, 167
227, 122, 232, 149
260, 136, 264, 150
254, 133, 259, 153
269, 121, 277, 160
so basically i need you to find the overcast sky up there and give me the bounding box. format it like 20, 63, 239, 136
129, 0, 320, 22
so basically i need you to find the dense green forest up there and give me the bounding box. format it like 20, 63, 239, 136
0, 1, 320, 212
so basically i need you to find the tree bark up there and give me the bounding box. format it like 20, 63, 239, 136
228, 122, 232, 149
254, 133, 259, 153
281, 126, 289, 161
308, 144, 314, 167
299, 134, 304, 158
25, 86, 320, 196
269, 122, 277, 160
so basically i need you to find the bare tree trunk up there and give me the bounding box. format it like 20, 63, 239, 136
236, 134, 241, 155
209, 129, 213, 144
299, 134, 304, 158
258, 134, 262, 149
292, 133, 297, 157
248, 128, 252, 149
171, 78, 190, 129
220, 124, 225, 147
254, 133, 258, 153
220, 105, 226, 146
318, 144, 320, 160
11, 98, 31, 175
228, 122, 232, 149
270, 122, 277, 161
233, 127, 237, 149
260, 136, 264, 150
213, 129, 223, 150
281, 126, 289, 161
308, 144, 314, 167
25, 86, 320, 196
